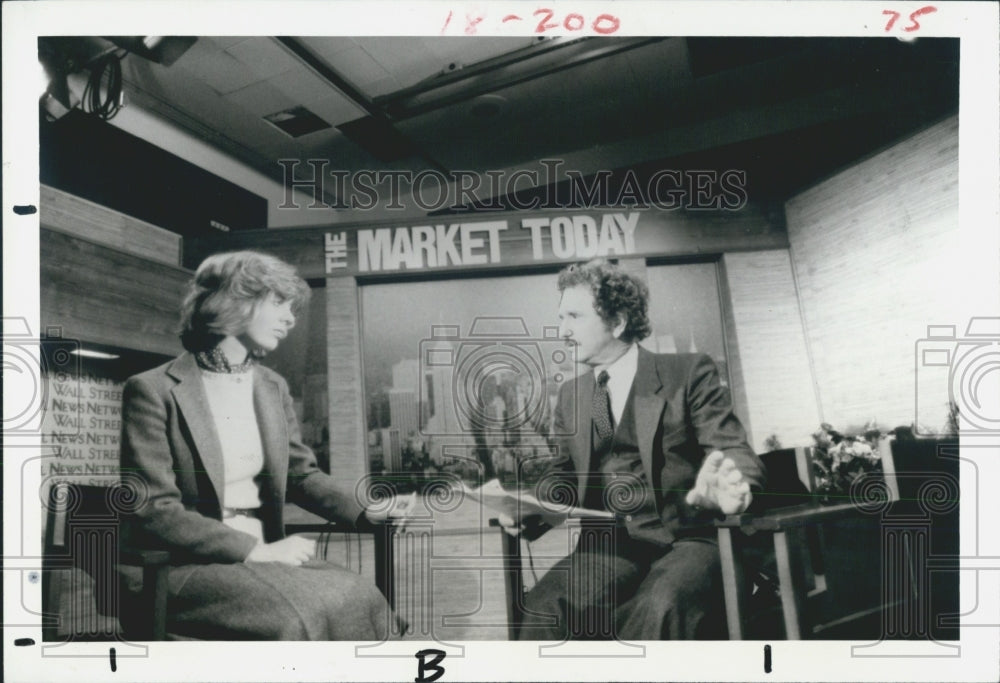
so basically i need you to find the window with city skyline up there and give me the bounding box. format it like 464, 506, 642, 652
260, 284, 331, 471
359, 261, 729, 487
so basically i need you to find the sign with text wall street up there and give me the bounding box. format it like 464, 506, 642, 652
41, 372, 123, 487
184, 207, 788, 279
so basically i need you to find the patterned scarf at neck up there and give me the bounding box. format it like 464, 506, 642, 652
195, 346, 256, 374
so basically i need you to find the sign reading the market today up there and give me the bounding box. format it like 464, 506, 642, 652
184, 205, 786, 279
324, 212, 641, 274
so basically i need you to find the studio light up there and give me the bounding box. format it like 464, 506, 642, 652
38, 36, 197, 121
106, 36, 197, 66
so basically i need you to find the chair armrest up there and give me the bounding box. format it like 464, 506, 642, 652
285, 522, 352, 535
284, 519, 400, 609
287, 519, 405, 535
117, 548, 169, 640
487, 516, 531, 536
488, 516, 554, 542
716, 501, 867, 533
488, 516, 622, 529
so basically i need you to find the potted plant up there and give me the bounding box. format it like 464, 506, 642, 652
810, 421, 884, 504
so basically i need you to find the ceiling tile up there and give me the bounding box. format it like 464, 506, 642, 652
300, 37, 360, 63
204, 36, 248, 51
180, 50, 260, 95
171, 36, 225, 68
331, 46, 391, 87
226, 38, 302, 81
355, 37, 435, 75
270, 67, 343, 107
292, 127, 345, 155
354, 36, 546, 95
224, 79, 298, 117
123, 58, 299, 161
303, 94, 366, 127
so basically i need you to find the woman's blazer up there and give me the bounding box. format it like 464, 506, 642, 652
120, 352, 365, 565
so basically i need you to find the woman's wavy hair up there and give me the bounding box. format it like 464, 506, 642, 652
557, 259, 652, 344
179, 251, 310, 352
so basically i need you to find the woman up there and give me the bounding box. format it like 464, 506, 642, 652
120, 250, 396, 640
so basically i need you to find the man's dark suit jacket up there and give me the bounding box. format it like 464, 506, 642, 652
120, 352, 365, 567
547, 347, 765, 543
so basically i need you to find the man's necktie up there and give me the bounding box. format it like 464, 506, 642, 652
593, 370, 614, 453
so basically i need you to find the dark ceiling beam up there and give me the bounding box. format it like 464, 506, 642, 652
658, 72, 955, 160
378, 37, 664, 119
455, 65, 957, 208
653, 39, 934, 129
555, 39, 957, 168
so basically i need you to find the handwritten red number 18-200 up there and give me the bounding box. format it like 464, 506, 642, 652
883, 6, 937, 32
446, 9, 621, 35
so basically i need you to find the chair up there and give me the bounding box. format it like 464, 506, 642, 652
490, 517, 527, 640
716, 440, 959, 640
43, 482, 398, 641
490, 443, 919, 641
715, 446, 838, 640
887, 436, 960, 641
489, 515, 625, 641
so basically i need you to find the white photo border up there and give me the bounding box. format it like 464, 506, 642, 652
4, 1, 998, 681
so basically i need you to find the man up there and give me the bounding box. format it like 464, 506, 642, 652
506, 259, 765, 640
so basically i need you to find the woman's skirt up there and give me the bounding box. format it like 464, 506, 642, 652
123, 559, 393, 640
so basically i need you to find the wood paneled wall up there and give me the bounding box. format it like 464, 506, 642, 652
40, 186, 190, 356
785, 115, 959, 432
41, 185, 181, 266
40, 230, 189, 356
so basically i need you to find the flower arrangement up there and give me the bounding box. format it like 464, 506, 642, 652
810, 421, 884, 503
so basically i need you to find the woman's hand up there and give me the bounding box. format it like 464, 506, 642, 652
495, 512, 556, 541
245, 536, 316, 566
364, 492, 417, 527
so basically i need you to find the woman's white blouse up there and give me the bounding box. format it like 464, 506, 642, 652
199, 368, 265, 542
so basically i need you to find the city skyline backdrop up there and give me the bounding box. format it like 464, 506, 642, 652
360, 264, 729, 475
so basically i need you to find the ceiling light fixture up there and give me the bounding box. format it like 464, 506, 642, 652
263, 106, 332, 138
106, 36, 198, 67
70, 349, 121, 360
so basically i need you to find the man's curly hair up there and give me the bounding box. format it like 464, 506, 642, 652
557, 259, 652, 344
